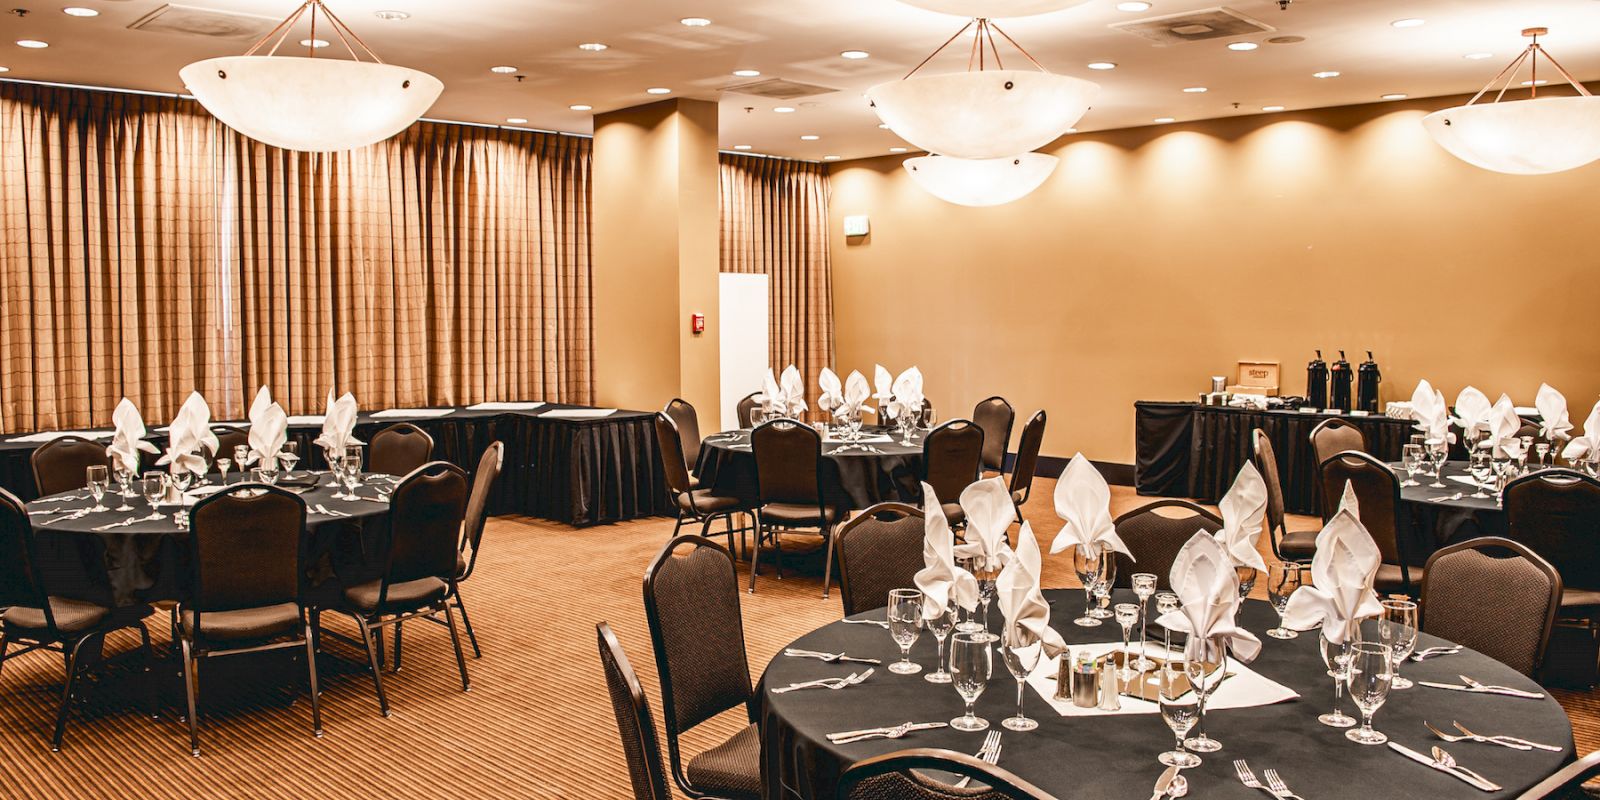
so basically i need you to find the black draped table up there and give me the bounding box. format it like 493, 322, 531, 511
758, 590, 1573, 800
1135, 402, 1416, 516
696, 427, 928, 511
0, 402, 672, 526
1394, 460, 1513, 555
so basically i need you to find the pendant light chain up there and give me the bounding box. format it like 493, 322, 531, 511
1466, 28, 1591, 107
244, 1, 387, 65
904, 18, 1048, 81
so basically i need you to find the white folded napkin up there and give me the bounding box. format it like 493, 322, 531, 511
247, 402, 288, 467
1561, 400, 1600, 463
1279, 504, 1383, 644
841, 370, 871, 417
779, 365, 808, 417
759, 369, 783, 415
914, 482, 979, 620
1155, 531, 1262, 664
818, 368, 843, 413
952, 476, 1015, 572
107, 398, 158, 475
1451, 386, 1493, 439
156, 392, 218, 477
1488, 393, 1526, 459
891, 367, 924, 420
873, 364, 894, 410
247, 385, 274, 432
1409, 379, 1455, 446
995, 521, 1067, 662
1536, 383, 1573, 443
313, 390, 362, 455
1214, 462, 1268, 573
1049, 453, 1133, 558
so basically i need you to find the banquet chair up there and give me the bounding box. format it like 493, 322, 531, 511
207, 425, 249, 467
656, 414, 749, 553
736, 392, 762, 428
971, 396, 1015, 476
0, 487, 156, 751
836, 748, 1058, 800
1253, 429, 1317, 562
1111, 500, 1223, 591
1318, 451, 1422, 596
663, 398, 703, 480
368, 423, 435, 476
1420, 537, 1561, 678
1503, 470, 1600, 613
1309, 418, 1368, 467
1516, 749, 1600, 799
643, 535, 761, 800
922, 420, 985, 527
751, 419, 843, 596
836, 503, 925, 617
1008, 411, 1046, 522
30, 436, 111, 496
331, 461, 471, 717
175, 485, 321, 756
596, 622, 672, 800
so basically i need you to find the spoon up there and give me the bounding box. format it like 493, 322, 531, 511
1168, 775, 1189, 798
1431, 746, 1500, 791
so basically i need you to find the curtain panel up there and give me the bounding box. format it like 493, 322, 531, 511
717, 154, 834, 405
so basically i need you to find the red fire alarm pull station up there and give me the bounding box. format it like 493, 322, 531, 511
691, 313, 705, 335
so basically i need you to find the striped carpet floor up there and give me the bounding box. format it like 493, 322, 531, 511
0, 480, 1594, 798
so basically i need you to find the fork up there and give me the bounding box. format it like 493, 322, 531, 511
1458, 674, 1544, 699
1410, 645, 1462, 662
771, 668, 873, 694
828, 721, 947, 744
1235, 760, 1287, 799
1453, 721, 1562, 752
1263, 769, 1306, 800
39, 509, 91, 526
953, 731, 1002, 789
1425, 721, 1532, 750
785, 648, 882, 665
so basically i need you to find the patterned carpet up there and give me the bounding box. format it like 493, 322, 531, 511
0, 480, 1593, 798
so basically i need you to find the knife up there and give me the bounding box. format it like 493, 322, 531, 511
825, 722, 947, 742
1148, 765, 1179, 800
1418, 681, 1544, 699
1389, 742, 1501, 792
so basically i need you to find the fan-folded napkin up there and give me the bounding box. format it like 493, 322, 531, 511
107, 398, 159, 474
817, 369, 843, 413
1537, 383, 1573, 443
996, 521, 1067, 662
1049, 454, 1132, 558
1279, 505, 1383, 644
1214, 462, 1268, 573
914, 482, 979, 620
1451, 386, 1494, 439
1488, 394, 1526, 459
1409, 379, 1454, 446
1561, 400, 1600, 462
156, 392, 219, 477
248, 403, 288, 468
841, 371, 870, 417
952, 477, 1015, 572
313, 391, 362, 454
890, 367, 924, 420
1154, 531, 1261, 664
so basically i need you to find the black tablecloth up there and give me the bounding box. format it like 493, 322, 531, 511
1395, 460, 1513, 550
757, 590, 1573, 800
1135, 402, 1417, 515
696, 428, 928, 511
0, 403, 673, 526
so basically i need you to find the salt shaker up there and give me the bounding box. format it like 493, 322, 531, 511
1097, 658, 1122, 711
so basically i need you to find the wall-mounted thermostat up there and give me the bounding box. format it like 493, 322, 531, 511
843, 215, 870, 237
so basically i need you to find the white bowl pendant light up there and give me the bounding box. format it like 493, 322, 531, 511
1423, 28, 1600, 175
904, 152, 1059, 206
866, 18, 1098, 160
892, 0, 1091, 19
180, 1, 443, 152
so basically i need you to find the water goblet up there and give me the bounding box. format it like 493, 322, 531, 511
1071, 544, 1106, 627
1345, 641, 1394, 745
1425, 440, 1448, 488
1155, 592, 1180, 656
1535, 442, 1551, 470
85, 465, 110, 512
140, 474, 165, 516
948, 632, 991, 732
343, 443, 365, 483
112, 464, 135, 512
1089, 556, 1116, 620
1318, 633, 1357, 728
1114, 603, 1141, 681
975, 562, 1000, 642
1184, 645, 1227, 753
1468, 451, 1494, 499
168, 470, 194, 525
1000, 626, 1039, 732
233, 444, 251, 472
924, 607, 954, 684
887, 588, 924, 675
1519, 436, 1535, 470
1158, 659, 1203, 768
1132, 573, 1158, 671
1235, 566, 1258, 601
1400, 444, 1423, 487
955, 557, 986, 635
1378, 599, 1418, 689
216, 457, 233, 487
1266, 562, 1304, 639
278, 449, 300, 478
255, 461, 280, 486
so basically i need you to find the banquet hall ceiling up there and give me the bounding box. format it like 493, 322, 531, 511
4, 0, 1600, 161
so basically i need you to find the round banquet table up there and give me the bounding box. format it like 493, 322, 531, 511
757, 589, 1574, 800
25, 472, 393, 607
696, 427, 929, 511
1393, 460, 1515, 554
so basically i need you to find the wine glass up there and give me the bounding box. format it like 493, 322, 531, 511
344, 443, 365, 483
1345, 641, 1394, 745
887, 589, 924, 675
975, 563, 1000, 642
1318, 633, 1357, 728
215, 457, 232, 487
255, 459, 279, 486
1157, 659, 1203, 768
948, 631, 991, 732
1132, 573, 1158, 671
1235, 566, 1258, 600
1468, 451, 1494, 499
955, 557, 985, 635
279, 441, 300, 478
168, 470, 193, 526
1184, 645, 1226, 753
1266, 562, 1304, 639
85, 465, 110, 512
1535, 442, 1551, 470
1089, 555, 1116, 620
1114, 603, 1140, 681
233, 444, 251, 472
1378, 599, 1418, 690
1000, 626, 1039, 732
847, 409, 863, 441
140, 474, 165, 517
111, 464, 135, 512
1400, 444, 1423, 487
1071, 544, 1106, 627
1155, 592, 1180, 656
924, 607, 954, 684
1425, 440, 1448, 488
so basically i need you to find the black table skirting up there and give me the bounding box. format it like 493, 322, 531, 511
696, 429, 927, 512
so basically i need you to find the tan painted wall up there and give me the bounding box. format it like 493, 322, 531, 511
829, 94, 1600, 465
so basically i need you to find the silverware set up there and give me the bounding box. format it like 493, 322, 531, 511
784, 648, 881, 665
951, 731, 1002, 790
92, 512, 162, 531
825, 720, 947, 745
1425, 720, 1560, 751
771, 668, 874, 694
1148, 765, 1188, 800
1427, 492, 1466, 503
831, 443, 885, 454
841, 618, 890, 629
1418, 674, 1545, 699
1389, 741, 1502, 791
38, 508, 92, 526
1410, 645, 1462, 662
1235, 760, 1305, 800
313, 504, 352, 518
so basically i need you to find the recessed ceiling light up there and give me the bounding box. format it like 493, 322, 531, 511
578, 42, 609, 51
1116, 1, 1152, 10
774, 106, 796, 113
680, 17, 712, 26
647, 87, 671, 95
877, 123, 889, 129
16, 40, 49, 49
1182, 86, 1207, 93
569, 104, 593, 111
824, 155, 841, 160
733, 69, 761, 77
1313, 70, 1341, 79
1087, 61, 1117, 70
301, 39, 330, 48
840, 50, 871, 60
1154, 117, 1176, 123
62, 7, 99, 17
1267, 35, 1305, 44
490, 65, 518, 74
1391, 18, 1425, 28
800, 134, 820, 140
506, 118, 528, 124
373, 10, 410, 21
1381, 93, 1407, 100
1262, 105, 1285, 112
889, 147, 908, 153
734, 144, 753, 150
1227, 41, 1258, 51
1464, 52, 1494, 60
1522, 79, 1549, 87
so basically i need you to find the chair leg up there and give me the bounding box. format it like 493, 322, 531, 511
0, 633, 9, 685
455, 591, 482, 659
671, 511, 685, 538
178, 637, 200, 757
137, 623, 158, 720
821, 523, 838, 600
724, 514, 737, 555
441, 602, 471, 693
774, 527, 785, 579
303, 623, 323, 739
392, 622, 404, 673
748, 510, 764, 593
353, 616, 390, 718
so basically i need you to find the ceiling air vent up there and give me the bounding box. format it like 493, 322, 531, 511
724, 79, 839, 100
128, 4, 279, 39
1109, 7, 1275, 45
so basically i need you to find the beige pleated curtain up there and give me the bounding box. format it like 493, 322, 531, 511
718, 154, 834, 404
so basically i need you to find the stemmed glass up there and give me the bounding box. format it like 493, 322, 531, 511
1468, 451, 1494, 499
1132, 573, 1158, 671
948, 631, 991, 732
975, 562, 1000, 642
1265, 562, 1304, 639
111, 464, 135, 512
1235, 566, 1258, 601
1157, 659, 1203, 768
1399, 444, 1424, 487
1114, 603, 1140, 681
1346, 642, 1394, 745
1071, 544, 1108, 627
924, 607, 954, 684
140, 474, 165, 518
344, 442, 365, 484
1535, 442, 1551, 470
887, 589, 924, 675
1518, 436, 1534, 474
1155, 592, 1180, 656
215, 457, 232, 487
279, 441, 300, 478
233, 444, 251, 474
169, 470, 194, 526
955, 557, 985, 635
1378, 599, 1418, 689
1000, 627, 1039, 732
1090, 558, 1116, 620
85, 465, 110, 512
1425, 440, 1448, 488
1318, 633, 1357, 728
1184, 644, 1226, 753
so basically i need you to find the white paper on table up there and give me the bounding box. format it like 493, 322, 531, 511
1515, 406, 1539, 417
467, 401, 546, 411
286, 415, 326, 426
1024, 642, 1299, 718
824, 434, 894, 444
9, 430, 117, 443
370, 408, 456, 419
540, 408, 617, 419
1447, 475, 1491, 489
